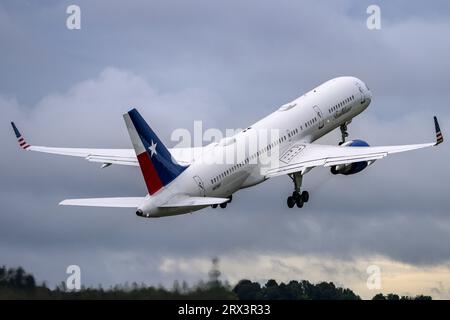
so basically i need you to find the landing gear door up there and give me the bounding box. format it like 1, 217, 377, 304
313, 106, 324, 129
193, 175, 206, 196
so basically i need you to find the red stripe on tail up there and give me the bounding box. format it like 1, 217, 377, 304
137, 152, 164, 195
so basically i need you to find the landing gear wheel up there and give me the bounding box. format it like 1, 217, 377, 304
287, 172, 310, 208
301, 191, 309, 203
287, 196, 295, 208
296, 197, 304, 208
211, 204, 218, 208
220, 202, 227, 209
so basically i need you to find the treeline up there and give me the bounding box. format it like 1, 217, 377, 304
0, 265, 431, 300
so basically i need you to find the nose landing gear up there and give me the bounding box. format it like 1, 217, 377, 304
286, 172, 309, 209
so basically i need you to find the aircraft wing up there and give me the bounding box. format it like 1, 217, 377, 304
265, 117, 444, 177
10, 122, 197, 166
60, 197, 145, 208
159, 196, 230, 208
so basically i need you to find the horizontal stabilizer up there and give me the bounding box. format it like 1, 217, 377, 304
160, 196, 229, 208
59, 197, 145, 208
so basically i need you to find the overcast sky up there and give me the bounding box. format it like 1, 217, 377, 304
1, 0, 450, 298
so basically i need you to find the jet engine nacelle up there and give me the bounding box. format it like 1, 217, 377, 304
330, 139, 374, 175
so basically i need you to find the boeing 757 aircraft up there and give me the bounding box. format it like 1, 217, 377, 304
11, 77, 444, 217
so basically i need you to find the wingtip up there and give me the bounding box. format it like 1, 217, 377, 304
59, 200, 69, 206
434, 116, 443, 146
11, 121, 21, 138
11, 122, 31, 150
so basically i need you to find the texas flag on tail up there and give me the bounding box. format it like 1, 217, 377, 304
123, 109, 188, 195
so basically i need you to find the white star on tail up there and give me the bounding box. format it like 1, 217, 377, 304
148, 140, 157, 157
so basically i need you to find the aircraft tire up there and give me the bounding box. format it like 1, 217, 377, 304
301, 191, 309, 203
296, 197, 304, 208
287, 196, 295, 208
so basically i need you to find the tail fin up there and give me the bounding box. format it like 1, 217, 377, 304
123, 108, 188, 195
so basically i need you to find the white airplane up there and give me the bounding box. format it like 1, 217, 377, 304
12, 77, 443, 218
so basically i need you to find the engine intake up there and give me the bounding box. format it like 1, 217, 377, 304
330, 139, 373, 175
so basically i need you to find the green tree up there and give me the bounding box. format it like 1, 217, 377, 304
233, 280, 262, 299
372, 293, 386, 300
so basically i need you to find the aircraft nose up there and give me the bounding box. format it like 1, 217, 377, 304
366, 88, 372, 102
361, 80, 372, 103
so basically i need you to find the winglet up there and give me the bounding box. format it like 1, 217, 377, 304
434, 116, 443, 146
11, 122, 21, 138
11, 122, 30, 150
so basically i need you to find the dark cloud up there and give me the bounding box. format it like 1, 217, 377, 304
1, 0, 450, 296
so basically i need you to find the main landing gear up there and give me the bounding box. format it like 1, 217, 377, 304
212, 195, 232, 209
286, 172, 309, 209
339, 120, 351, 145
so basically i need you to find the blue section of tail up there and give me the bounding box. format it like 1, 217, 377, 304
127, 108, 188, 186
